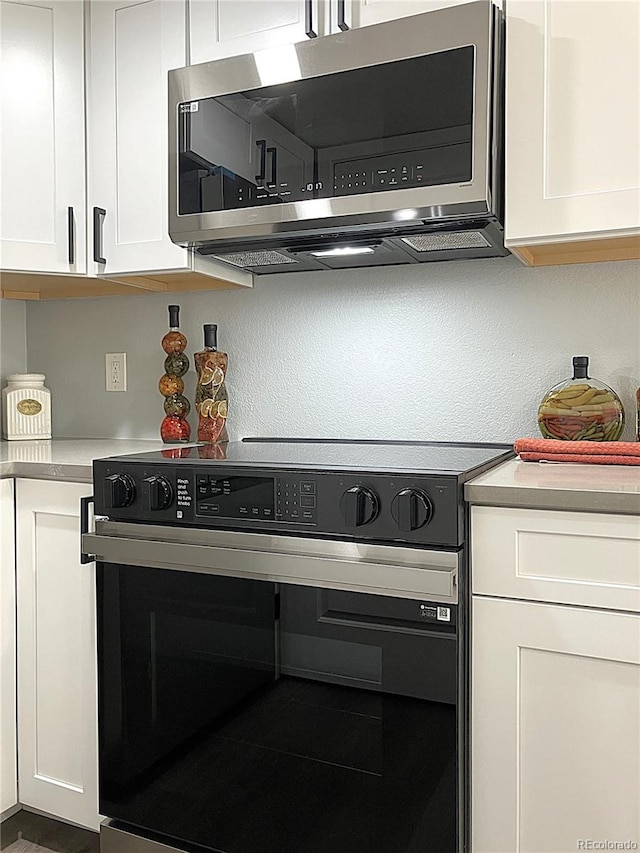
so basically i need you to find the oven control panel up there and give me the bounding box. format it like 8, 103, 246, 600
193, 473, 318, 525
278, 478, 317, 523
93, 460, 462, 546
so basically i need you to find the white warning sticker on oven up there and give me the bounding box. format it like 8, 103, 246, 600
179, 102, 198, 113
437, 607, 451, 622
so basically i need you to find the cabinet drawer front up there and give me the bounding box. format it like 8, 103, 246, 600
471, 506, 640, 612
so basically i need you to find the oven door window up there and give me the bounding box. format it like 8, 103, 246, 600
178, 47, 474, 215
98, 563, 457, 853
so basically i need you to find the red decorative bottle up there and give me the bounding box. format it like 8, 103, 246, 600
159, 305, 191, 443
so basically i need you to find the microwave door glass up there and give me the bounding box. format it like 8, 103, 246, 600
178, 46, 474, 215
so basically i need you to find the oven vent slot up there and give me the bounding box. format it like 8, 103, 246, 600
401, 231, 490, 251
214, 250, 299, 267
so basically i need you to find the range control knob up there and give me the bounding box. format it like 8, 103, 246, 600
340, 486, 379, 527
104, 473, 136, 509
391, 489, 433, 532
143, 476, 174, 511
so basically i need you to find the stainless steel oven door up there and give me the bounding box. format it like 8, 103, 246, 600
168, 1, 501, 247
89, 522, 461, 853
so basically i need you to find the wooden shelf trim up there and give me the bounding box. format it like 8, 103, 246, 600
509, 235, 640, 267
0, 270, 252, 300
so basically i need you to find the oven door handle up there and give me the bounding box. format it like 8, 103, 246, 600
80, 496, 95, 564
83, 528, 459, 603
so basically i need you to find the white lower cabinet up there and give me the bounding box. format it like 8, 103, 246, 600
1, 478, 17, 816
16, 479, 99, 831
472, 596, 640, 853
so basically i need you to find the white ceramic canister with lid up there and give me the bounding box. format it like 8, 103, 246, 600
2, 374, 52, 440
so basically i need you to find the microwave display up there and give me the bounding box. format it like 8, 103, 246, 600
178, 47, 474, 215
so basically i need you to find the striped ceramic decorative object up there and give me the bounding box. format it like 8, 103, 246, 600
2, 374, 51, 440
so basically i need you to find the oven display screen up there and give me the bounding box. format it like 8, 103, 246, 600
196, 475, 275, 520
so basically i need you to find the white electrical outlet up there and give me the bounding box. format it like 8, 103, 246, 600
106, 353, 127, 392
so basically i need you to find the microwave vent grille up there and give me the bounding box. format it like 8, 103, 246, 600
401, 232, 490, 252
214, 250, 299, 268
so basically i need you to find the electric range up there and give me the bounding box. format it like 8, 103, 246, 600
86, 439, 513, 853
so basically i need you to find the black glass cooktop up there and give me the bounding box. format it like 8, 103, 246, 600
103, 438, 513, 479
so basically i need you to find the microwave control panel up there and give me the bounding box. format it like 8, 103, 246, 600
332, 142, 470, 197
333, 154, 428, 195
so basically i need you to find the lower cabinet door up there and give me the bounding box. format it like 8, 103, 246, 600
472, 596, 640, 853
1, 478, 17, 816
16, 479, 98, 830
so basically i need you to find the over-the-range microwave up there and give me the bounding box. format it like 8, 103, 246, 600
168, 1, 506, 274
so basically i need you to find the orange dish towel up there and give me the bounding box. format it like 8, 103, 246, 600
514, 438, 640, 466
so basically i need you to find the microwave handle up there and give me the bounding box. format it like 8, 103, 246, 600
305, 0, 317, 38
255, 139, 267, 183
267, 146, 277, 187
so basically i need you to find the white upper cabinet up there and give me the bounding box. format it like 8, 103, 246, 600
0, 0, 86, 274
189, 0, 323, 66
506, 0, 640, 263
188, 0, 482, 58
87, 0, 248, 284
344, 0, 472, 30
87, 0, 193, 276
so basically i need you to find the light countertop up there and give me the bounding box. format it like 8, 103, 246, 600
0, 439, 197, 483
465, 458, 640, 515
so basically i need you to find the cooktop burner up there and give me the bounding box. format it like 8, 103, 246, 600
93, 439, 513, 548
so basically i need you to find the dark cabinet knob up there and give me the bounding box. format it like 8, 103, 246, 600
104, 474, 135, 509
340, 486, 379, 527
391, 489, 433, 532
143, 476, 173, 511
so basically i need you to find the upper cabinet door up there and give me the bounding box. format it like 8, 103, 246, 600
346, 0, 477, 30
506, 0, 640, 248
87, 0, 192, 276
189, 0, 321, 66
0, 0, 86, 274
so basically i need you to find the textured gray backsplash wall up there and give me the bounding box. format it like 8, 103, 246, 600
0, 299, 27, 379
24, 256, 640, 442
0, 299, 27, 425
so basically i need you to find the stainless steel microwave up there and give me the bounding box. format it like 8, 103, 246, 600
168, 1, 506, 273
